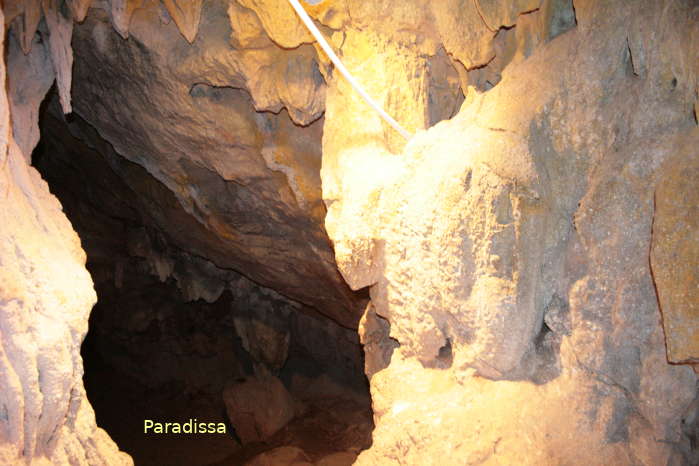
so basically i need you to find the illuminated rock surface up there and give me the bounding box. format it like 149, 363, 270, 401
0, 0, 697, 465
320, 1, 699, 464
0, 8, 130, 465
68, 2, 358, 327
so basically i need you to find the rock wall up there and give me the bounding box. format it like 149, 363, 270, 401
68, 1, 362, 327
0, 6, 131, 465
1, 0, 698, 464
320, 0, 699, 464
34, 97, 366, 396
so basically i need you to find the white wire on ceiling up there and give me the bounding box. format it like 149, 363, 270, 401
287, 0, 413, 140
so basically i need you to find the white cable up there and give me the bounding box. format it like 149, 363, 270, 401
287, 0, 412, 140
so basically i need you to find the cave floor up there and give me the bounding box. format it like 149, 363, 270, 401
84, 357, 373, 465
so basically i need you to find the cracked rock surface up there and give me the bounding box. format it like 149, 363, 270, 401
320, 0, 699, 463
1, 0, 698, 464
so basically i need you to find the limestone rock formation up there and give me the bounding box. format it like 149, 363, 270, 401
651, 137, 699, 366
0, 7, 130, 464
223, 367, 296, 444
1, 0, 698, 464
7, 27, 54, 161
161, 0, 203, 43
319, 0, 699, 464
69, 2, 359, 326
41, 0, 73, 113
34, 96, 367, 410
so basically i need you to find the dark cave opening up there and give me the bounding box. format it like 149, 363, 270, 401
32, 91, 373, 466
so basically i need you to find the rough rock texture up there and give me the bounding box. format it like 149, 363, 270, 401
0, 7, 130, 465
41, 0, 74, 113
34, 95, 367, 396
7, 27, 54, 162
2, 0, 698, 464
223, 367, 297, 444
239, 394, 370, 465
68, 1, 361, 326
319, 0, 699, 464
651, 139, 699, 366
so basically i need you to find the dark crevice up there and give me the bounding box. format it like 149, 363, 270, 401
33, 88, 373, 466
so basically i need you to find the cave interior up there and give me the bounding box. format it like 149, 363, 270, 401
1, 0, 698, 466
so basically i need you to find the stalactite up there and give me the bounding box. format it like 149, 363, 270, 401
161, 0, 203, 43
41, 0, 73, 113
17, 0, 42, 54
67, 0, 92, 23
110, 0, 142, 39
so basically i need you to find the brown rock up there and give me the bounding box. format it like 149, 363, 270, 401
67, 0, 92, 23
223, 368, 296, 444
234, 309, 290, 371
651, 137, 699, 364
236, 0, 313, 48
41, 0, 74, 113
162, 0, 203, 43
69, 3, 361, 326
110, 0, 142, 38
315, 451, 357, 466
246, 446, 312, 466
12, 0, 42, 54
321, 0, 699, 464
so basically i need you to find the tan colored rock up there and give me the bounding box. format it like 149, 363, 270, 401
41, 0, 73, 113
330, 102, 550, 376
67, 0, 92, 22
7, 26, 55, 162
321, 0, 698, 464
15, 0, 42, 54
651, 137, 699, 364
315, 451, 357, 466
477, 0, 542, 29
161, 0, 203, 43
69, 3, 362, 326
110, 0, 142, 38
0, 6, 130, 462
223, 368, 296, 444
345, 0, 437, 53
303, 0, 348, 30
358, 302, 398, 380
3, 0, 24, 26
0, 84, 131, 466
228, 0, 269, 49
236, 0, 313, 48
